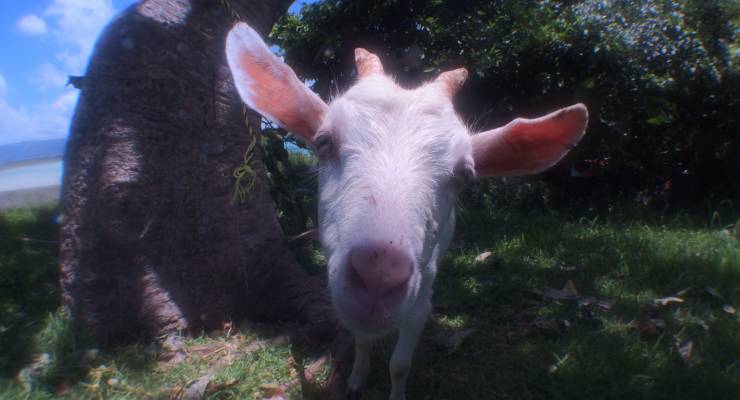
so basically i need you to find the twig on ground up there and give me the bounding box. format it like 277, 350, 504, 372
287, 229, 318, 243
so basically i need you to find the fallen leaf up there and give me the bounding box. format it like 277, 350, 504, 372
158, 350, 187, 364
577, 296, 615, 311
577, 296, 597, 308
222, 321, 234, 336
474, 251, 493, 264
674, 337, 694, 363
653, 296, 684, 307
183, 375, 212, 400
547, 353, 571, 374
722, 304, 736, 315
259, 383, 287, 400
596, 299, 616, 311
207, 379, 240, 393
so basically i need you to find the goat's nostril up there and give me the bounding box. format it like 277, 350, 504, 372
347, 241, 413, 298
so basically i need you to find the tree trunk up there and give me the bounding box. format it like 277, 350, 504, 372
59, 0, 333, 343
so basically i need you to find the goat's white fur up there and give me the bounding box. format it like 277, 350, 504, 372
318, 76, 470, 398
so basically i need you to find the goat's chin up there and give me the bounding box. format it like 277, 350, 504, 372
335, 302, 403, 335
332, 292, 414, 335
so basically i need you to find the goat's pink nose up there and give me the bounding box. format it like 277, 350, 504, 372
348, 241, 413, 297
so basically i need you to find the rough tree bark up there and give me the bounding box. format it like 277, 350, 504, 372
59, 0, 333, 343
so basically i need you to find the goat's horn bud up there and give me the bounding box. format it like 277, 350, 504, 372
435, 68, 468, 97
355, 48, 384, 79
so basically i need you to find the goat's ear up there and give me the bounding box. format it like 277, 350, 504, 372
226, 22, 327, 141
472, 104, 588, 177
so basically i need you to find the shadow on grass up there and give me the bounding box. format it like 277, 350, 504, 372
0, 204, 60, 376
2, 203, 738, 399
372, 208, 740, 400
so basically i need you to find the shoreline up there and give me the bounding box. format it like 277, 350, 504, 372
0, 156, 63, 172
0, 185, 61, 210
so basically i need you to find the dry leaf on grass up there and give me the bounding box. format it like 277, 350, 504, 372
577, 296, 615, 311
259, 383, 287, 400
577, 296, 596, 308
158, 350, 187, 364
653, 296, 684, 307
596, 299, 616, 310
206, 380, 240, 393
722, 304, 736, 315
169, 376, 240, 400
474, 251, 493, 264
182, 375, 212, 400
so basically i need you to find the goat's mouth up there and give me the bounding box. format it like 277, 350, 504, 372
333, 277, 411, 332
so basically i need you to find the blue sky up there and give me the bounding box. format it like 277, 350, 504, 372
0, 0, 310, 146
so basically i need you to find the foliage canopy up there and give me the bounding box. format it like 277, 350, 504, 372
273, 0, 740, 199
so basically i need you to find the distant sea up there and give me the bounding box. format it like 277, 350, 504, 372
0, 159, 63, 192
0, 140, 306, 196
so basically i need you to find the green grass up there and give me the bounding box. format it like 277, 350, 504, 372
397, 209, 740, 400
0, 204, 60, 374
0, 202, 738, 399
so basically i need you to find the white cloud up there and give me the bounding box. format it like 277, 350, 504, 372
45, 0, 115, 73
0, 71, 79, 144
0, 94, 79, 144
17, 14, 48, 35
0, 1, 117, 144
51, 90, 78, 111
29, 63, 69, 90
0, 73, 6, 98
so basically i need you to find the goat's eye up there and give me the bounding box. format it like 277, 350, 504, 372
314, 133, 333, 159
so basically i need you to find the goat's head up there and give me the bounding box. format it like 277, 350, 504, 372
226, 23, 588, 336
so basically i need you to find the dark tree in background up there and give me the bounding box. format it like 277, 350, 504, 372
273, 0, 740, 206
60, 0, 333, 342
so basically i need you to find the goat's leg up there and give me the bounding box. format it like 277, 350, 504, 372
347, 335, 373, 392
388, 300, 431, 400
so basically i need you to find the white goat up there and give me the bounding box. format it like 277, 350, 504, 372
226, 22, 588, 400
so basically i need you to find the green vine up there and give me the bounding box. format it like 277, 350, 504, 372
224, 0, 257, 206
231, 127, 259, 205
